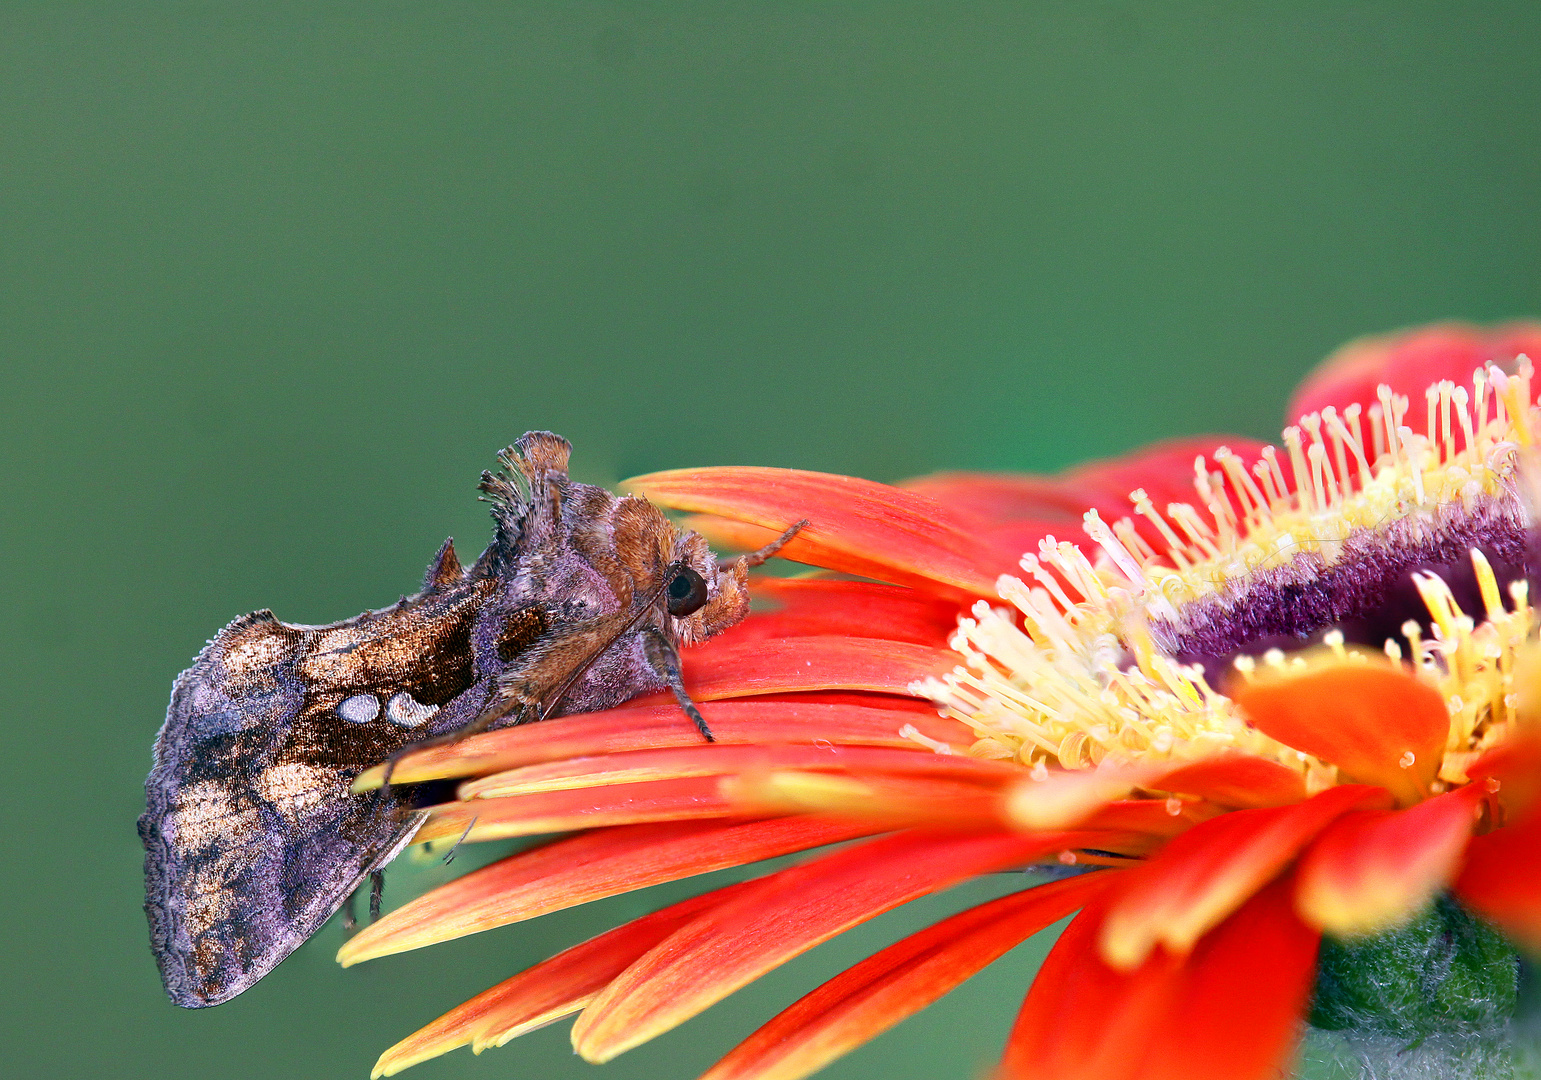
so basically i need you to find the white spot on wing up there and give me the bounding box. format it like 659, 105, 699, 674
386, 692, 439, 728
338, 693, 380, 724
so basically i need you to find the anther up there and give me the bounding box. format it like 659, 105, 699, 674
1307, 442, 1336, 508
1283, 427, 1314, 514
1325, 407, 1373, 489
1019, 554, 1077, 612
1399, 428, 1426, 503
1166, 503, 1221, 559
1319, 408, 1354, 497
1213, 448, 1268, 525
1491, 365, 1533, 447
1261, 445, 1290, 509
1452, 384, 1476, 455
1252, 458, 1284, 511
1112, 517, 1159, 566
1439, 380, 1455, 463
1376, 385, 1400, 459
1368, 402, 1387, 461
1425, 385, 1440, 457
1083, 510, 1149, 589
1470, 548, 1505, 619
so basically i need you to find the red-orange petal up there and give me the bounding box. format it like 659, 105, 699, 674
1129, 878, 1320, 1080
1001, 890, 1185, 1080
704, 872, 1120, 1080
677, 635, 959, 701
1233, 664, 1447, 805
1063, 436, 1273, 518
718, 578, 962, 647
1467, 731, 1541, 818
1294, 783, 1485, 936
1454, 806, 1541, 953
1002, 876, 1320, 1080
355, 700, 973, 788
1148, 754, 1308, 810
413, 777, 740, 845
1082, 798, 1227, 839
625, 467, 1007, 597
571, 828, 1098, 1062
336, 816, 885, 965
720, 770, 1010, 830
370, 881, 757, 1077
906, 437, 1275, 568
1288, 321, 1541, 433
1003, 769, 1150, 830
897, 471, 1091, 526
1098, 784, 1388, 970
458, 742, 1018, 800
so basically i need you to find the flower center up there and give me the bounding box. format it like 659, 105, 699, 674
924, 362, 1541, 790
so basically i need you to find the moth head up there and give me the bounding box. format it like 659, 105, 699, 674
599, 493, 749, 646
477, 433, 759, 646
661, 524, 751, 646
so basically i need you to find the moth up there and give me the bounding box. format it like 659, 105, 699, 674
140, 432, 799, 1008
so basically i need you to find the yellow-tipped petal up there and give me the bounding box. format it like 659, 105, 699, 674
1294, 784, 1483, 936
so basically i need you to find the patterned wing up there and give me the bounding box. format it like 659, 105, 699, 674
140, 580, 499, 1007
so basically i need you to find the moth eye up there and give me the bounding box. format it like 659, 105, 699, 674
666, 566, 709, 617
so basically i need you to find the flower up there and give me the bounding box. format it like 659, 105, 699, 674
344, 321, 1541, 1080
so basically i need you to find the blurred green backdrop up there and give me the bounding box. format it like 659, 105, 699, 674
3, 3, 1540, 1079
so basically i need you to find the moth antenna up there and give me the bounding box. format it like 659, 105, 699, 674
423, 537, 462, 590
641, 627, 714, 741
721, 518, 810, 570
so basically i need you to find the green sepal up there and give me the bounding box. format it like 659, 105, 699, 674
1309, 894, 1520, 1040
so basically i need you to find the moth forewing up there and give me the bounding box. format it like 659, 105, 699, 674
141, 432, 777, 1008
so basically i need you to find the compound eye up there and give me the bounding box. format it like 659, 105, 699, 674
666, 566, 710, 617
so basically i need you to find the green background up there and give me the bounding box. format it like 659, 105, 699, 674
4, 4, 1539, 1078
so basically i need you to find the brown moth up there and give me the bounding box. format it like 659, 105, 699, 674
140, 432, 798, 1008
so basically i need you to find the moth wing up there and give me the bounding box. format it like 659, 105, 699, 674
140, 607, 470, 1007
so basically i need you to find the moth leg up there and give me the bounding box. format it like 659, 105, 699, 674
721, 518, 809, 570
369, 870, 385, 923
441, 814, 478, 866
641, 627, 713, 742
342, 890, 357, 934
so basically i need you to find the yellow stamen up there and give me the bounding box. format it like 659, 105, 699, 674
925, 365, 1541, 793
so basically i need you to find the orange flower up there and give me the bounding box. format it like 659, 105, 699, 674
345, 321, 1541, 1080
